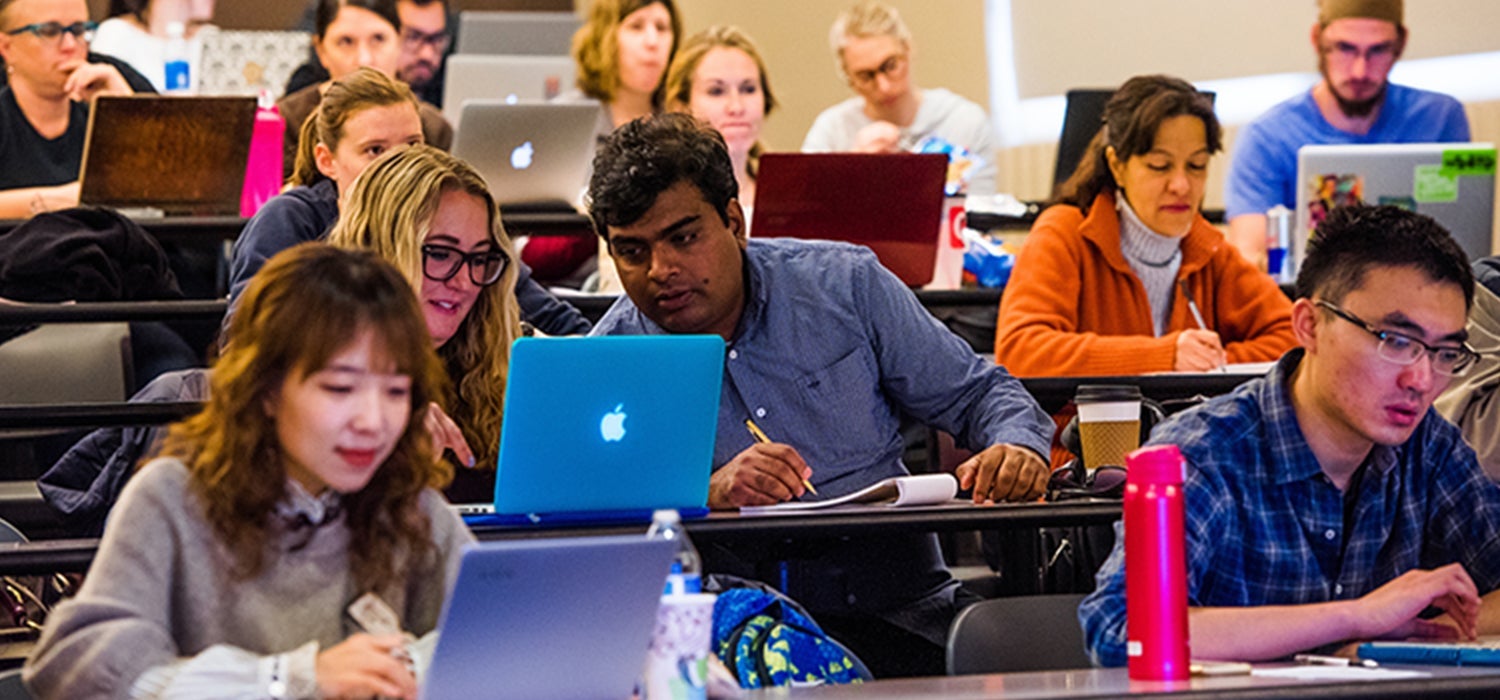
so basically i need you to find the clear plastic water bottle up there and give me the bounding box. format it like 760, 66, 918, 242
1124, 444, 1190, 681
163, 22, 191, 93
646, 509, 701, 596
240, 90, 285, 217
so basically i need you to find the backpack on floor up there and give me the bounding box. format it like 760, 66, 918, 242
711, 586, 871, 688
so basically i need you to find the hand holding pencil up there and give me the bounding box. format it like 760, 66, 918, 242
704, 420, 818, 509
745, 420, 817, 496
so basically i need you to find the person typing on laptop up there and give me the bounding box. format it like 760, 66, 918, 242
587, 113, 1053, 676
1223, 0, 1470, 269
24, 244, 473, 699
0, 0, 137, 218
1079, 205, 1500, 665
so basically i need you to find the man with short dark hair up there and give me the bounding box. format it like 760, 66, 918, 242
1224, 0, 1469, 268
588, 113, 1053, 676
395, 0, 449, 107
1081, 205, 1500, 665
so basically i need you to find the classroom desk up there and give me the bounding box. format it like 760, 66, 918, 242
559, 287, 1005, 327
753, 664, 1500, 699
0, 300, 227, 324
1021, 372, 1263, 415
0, 499, 1122, 575
0, 212, 592, 241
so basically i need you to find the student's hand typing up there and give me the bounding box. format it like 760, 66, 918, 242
852, 121, 901, 153
710, 443, 812, 508
315, 633, 418, 700
1351, 563, 1481, 642
425, 402, 475, 468
62, 62, 132, 103
956, 443, 1049, 503
1174, 329, 1227, 372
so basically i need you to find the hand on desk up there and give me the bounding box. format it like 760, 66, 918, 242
1354, 563, 1481, 641
316, 633, 418, 699
1175, 329, 1227, 372
710, 442, 812, 508
956, 443, 1048, 504
425, 402, 475, 468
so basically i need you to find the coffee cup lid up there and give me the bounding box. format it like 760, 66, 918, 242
1075, 384, 1142, 403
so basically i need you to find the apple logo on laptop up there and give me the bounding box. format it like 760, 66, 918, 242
600, 404, 627, 442
510, 141, 534, 170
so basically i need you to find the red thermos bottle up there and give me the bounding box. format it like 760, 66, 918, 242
1125, 444, 1190, 680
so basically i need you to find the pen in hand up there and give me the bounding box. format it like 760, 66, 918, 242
744, 419, 818, 496
1179, 282, 1227, 372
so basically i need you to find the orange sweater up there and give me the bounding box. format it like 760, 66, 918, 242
995, 193, 1295, 376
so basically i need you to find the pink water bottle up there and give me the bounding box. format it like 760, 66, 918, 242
240, 90, 285, 217
1124, 444, 1190, 681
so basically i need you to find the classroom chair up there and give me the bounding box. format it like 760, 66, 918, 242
945, 593, 1092, 675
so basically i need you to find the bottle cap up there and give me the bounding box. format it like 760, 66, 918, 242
650, 509, 680, 524
1126, 444, 1185, 486
166, 21, 186, 38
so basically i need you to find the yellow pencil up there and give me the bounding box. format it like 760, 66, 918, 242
744, 419, 818, 495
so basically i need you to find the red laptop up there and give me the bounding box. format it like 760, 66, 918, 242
751, 153, 948, 287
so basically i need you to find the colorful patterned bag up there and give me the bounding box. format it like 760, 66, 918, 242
711, 587, 870, 688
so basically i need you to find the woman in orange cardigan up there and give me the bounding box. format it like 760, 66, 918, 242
996, 75, 1294, 379
996, 75, 1294, 465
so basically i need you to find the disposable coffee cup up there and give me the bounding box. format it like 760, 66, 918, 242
643, 592, 716, 700
1075, 385, 1143, 473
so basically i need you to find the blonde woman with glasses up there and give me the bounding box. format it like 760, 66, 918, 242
801, 1, 996, 194
328, 144, 522, 502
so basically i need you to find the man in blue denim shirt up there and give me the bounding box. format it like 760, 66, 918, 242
1081, 205, 1500, 665
586, 114, 1053, 675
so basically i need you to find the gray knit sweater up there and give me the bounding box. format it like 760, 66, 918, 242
23, 458, 474, 699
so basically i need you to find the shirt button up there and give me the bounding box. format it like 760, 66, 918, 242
1324, 529, 1337, 540
1335, 583, 1344, 596
728, 349, 738, 360
755, 407, 767, 418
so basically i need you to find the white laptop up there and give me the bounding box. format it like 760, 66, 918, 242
455, 11, 580, 55
442, 54, 575, 122
1294, 143, 1497, 269
452, 101, 602, 208
197, 29, 311, 98
423, 536, 675, 699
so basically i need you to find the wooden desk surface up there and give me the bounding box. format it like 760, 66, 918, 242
753, 665, 1500, 699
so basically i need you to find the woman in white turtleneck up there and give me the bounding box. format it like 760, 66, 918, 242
994, 74, 1298, 462
91, 0, 215, 93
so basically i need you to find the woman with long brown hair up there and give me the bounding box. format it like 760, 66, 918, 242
25, 243, 471, 698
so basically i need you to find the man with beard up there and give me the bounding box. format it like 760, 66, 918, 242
394, 0, 449, 107
1224, 0, 1468, 269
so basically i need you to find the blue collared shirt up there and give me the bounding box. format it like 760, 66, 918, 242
593, 239, 1052, 620
1079, 349, 1500, 666
592, 238, 1052, 491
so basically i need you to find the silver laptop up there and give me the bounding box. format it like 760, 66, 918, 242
442, 54, 574, 122
455, 11, 580, 55
197, 29, 311, 98
423, 536, 675, 700
452, 101, 601, 207
1294, 143, 1497, 268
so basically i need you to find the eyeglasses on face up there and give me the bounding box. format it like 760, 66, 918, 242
846, 53, 907, 89
4, 21, 98, 44
421, 244, 508, 287
1314, 300, 1480, 376
1320, 40, 1398, 66
400, 28, 451, 51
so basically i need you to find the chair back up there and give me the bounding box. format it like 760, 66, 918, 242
0, 668, 32, 700
946, 593, 1091, 675
0, 323, 133, 405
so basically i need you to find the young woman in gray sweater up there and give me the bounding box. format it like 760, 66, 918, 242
24, 243, 475, 699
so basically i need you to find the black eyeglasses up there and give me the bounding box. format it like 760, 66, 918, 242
847, 53, 907, 89
400, 28, 451, 51
1314, 300, 1480, 377
4, 21, 97, 43
421, 244, 508, 286
1047, 464, 1127, 501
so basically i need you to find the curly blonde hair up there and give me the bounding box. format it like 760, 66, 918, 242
327, 145, 521, 470
572, 0, 681, 107
156, 243, 450, 592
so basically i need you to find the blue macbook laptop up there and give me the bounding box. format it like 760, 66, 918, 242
1358, 639, 1500, 666
470, 335, 724, 525
423, 536, 675, 699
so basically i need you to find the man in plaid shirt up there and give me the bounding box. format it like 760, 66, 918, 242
1081, 205, 1500, 665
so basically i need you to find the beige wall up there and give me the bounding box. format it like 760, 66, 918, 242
674, 0, 990, 155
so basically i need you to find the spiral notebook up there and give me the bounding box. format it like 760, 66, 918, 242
739, 474, 958, 513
